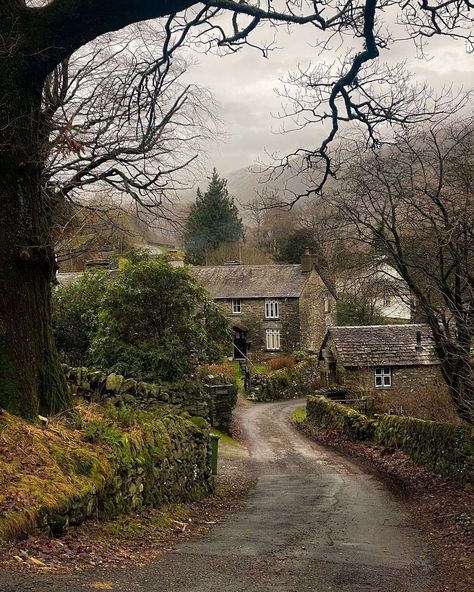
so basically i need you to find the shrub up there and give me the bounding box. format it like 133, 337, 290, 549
89, 253, 230, 382
375, 414, 474, 483
292, 351, 309, 363
197, 364, 237, 385
267, 355, 296, 371
52, 269, 108, 366
306, 395, 376, 441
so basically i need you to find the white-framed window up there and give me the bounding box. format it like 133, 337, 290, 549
375, 366, 391, 388
265, 329, 281, 350
383, 294, 391, 307
265, 299, 279, 319
231, 299, 241, 314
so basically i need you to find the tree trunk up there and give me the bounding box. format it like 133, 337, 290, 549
427, 315, 474, 424
440, 344, 474, 425
0, 26, 68, 419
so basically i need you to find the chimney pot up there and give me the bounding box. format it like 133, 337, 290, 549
415, 330, 423, 352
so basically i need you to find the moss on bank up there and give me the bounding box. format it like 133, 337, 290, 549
0, 402, 212, 540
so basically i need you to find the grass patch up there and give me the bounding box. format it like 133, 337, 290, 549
102, 503, 191, 539
292, 407, 307, 424
210, 428, 240, 447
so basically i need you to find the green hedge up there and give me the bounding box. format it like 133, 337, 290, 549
306, 395, 376, 441
375, 414, 474, 484
305, 395, 474, 483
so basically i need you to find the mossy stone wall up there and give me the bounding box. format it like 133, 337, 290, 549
35, 413, 211, 537
305, 395, 474, 483
248, 358, 318, 402
64, 365, 209, 418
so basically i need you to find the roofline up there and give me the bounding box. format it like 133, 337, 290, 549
342, 361, 440, 368
327, 323, 427, 330
213, 295, 300, 300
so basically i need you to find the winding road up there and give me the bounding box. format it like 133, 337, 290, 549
0, 399, 433, 591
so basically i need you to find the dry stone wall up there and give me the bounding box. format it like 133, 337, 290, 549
30, 413, 212, 538
64, 365, 209, 418
248, 358, 319, 402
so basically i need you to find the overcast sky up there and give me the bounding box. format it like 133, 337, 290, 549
182, 20, 474, 176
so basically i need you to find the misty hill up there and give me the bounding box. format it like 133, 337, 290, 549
182, 160, 324, 222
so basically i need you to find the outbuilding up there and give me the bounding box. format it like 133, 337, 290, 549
318, 324, 446, 397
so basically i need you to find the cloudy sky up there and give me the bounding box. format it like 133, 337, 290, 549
182, 17, 473, 176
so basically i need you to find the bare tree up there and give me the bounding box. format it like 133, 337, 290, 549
0, 0, 471, 418
332, 117, 474, 423
43, 21, 217, 230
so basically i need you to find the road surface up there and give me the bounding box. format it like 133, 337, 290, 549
0, 399, 433, 591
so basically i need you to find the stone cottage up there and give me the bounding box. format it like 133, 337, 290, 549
318, 324, 446, 397
190, 254, 336, 359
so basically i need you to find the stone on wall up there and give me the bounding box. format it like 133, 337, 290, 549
206, 384, 238, 434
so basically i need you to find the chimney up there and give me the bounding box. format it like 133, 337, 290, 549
415, 330, 423, 352
301, 248, 317, 273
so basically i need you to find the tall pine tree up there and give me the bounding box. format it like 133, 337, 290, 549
184, 170, 244, 264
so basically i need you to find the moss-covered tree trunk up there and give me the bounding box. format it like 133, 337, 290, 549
0, 12, 68, 419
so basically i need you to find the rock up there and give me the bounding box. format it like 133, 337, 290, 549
105, 373, 124, 392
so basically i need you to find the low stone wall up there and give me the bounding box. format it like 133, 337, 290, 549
305, 395, 474, 483
1, 408, 212, 540
247, 358, 319, 402
64, 365, 209, 418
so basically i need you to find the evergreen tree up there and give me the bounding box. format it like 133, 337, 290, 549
184, 170, 244, 264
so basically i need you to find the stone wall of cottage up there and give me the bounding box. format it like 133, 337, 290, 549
218, 297, 301, 356
336, 364, 448, 398
299, 270, 336, 352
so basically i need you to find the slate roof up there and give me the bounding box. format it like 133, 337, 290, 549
189, 264, 311, 299
322, 324, 439, 367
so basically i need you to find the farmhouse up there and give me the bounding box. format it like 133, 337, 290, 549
190, 254, 336, 358
318, 324, 446, 397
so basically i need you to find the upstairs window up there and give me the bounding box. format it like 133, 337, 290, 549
231, 299, 241, 314
265, 329, 281, 351
383, 294, 392, 307
324, 295, 331, 313
375, 366, 391, 388
265, 299, 279, 319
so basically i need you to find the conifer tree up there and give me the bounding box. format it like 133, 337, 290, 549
184, 170, 244, 264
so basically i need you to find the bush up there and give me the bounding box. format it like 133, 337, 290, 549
197, 364, 237, 386
292, 351, 309, 363
306, 395, 377, 441
375, 414, 474, 483
89, 253, 230, 382
267, 355, 296, 372
52, 269, 108, 366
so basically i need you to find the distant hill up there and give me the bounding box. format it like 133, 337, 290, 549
182, 160, 320, 221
